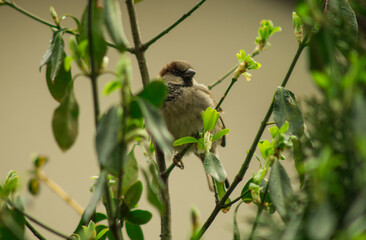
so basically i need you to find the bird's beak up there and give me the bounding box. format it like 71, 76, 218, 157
183, 68, 196, 79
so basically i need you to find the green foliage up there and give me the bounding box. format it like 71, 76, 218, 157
234, 50, 261, 80
292, 12, 303, 43
203, 152, 227, 183
255, 20, 281, 52
104, 0, 129, 52
273, 87, 304, 137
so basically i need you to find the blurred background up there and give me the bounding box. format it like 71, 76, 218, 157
0, 0, 315, 239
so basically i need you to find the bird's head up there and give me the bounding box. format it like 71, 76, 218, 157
159, 60, 196, 86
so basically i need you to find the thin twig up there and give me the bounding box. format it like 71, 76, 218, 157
143, 0, 207, 50
193, 39, 308, 240
222, 189, 250, 209
208, 47, 261, 90
156, 146, 172, 240
37, 170, 84, 215
208, 64, 238, 90
25, 219, 47, 240
125, 0, 150, 87
215, 78, 237, 110
3, 0, 59, 29
8, 201, 69, 239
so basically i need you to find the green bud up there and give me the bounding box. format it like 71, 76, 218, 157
292, 12, 303, 44
28, 178, 40, 196
49, 6, 60, 26
33, 155, 48, 168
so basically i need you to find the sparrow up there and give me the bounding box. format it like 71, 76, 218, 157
159, 60, 226, 191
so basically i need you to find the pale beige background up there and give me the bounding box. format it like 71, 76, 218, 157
0, 0, 315, 239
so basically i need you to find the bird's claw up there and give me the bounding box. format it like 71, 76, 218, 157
173, 155, 184, 169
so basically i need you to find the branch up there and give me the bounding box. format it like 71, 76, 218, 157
87, 0, 100, 127
2, 0, 59, 29
221, 189, 250, 209
37, 170, 84, 215
25, 219, 46, 240
8, 201, 69, 239
125, 0, 150, 87
193, 39, 308, 240
143, 0, 207, 50
156, 146, 172, 240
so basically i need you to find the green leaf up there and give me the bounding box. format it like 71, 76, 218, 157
203, 152, 227, 183
80, 3, 107, 72
273, 87, 304, 137
52, 83, 79, 151
104, 0, 129, 52
327, 0, 358, 41
125, 222, 144, 240
27, 178, 40, 196
3, 170, 18, 195
126, 210, 152, 225
138, 80, 167, 108
212, 129, 230, 142
173, 137, 199, 146
96, 106, 123, 175
241, 178, 254, 203
215, 181, 231, 213
122, 147, 139, 195
124, 181, 143, 209
0, 201, 26, 240
83, 171, 108, 224
95, 225, 109, 240
46, 53, 72, 103
202, 107, 219, 132
258, 140, 272, 159
268, 160, 293, 221
233, 202, 243, 240
103, 80, 122, 95
142, 169, 164, 215
134, 97, 173, 153
40, 30, 65, 82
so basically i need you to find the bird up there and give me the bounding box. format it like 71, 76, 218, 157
159, 60, 226, 191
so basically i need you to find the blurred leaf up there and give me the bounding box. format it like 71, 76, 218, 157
103, 80, 122, 96
0, 202, 26, 240
83, 171, 108, 224
173, 137, 199, 146
204, 152, 227, 183
142, 169, 164, 215
273, 87, 304, 137
124, 181, 143, 209
233, 202, 243, 240
212, 129, 230, 142
292, 137, 305, 188
126, 210, 152, 225
269, 160, 293, 221
80, 3, 107, 72
122, 147, 139, 195
46, 53, 72, 103
27, 178, 40, 196
134, 97, 173, 153
95, 225, 109, 240
52, 83, 79, 151
33, 155, 48, 168
327, 0, 358, 41
3, 171, 18, 196
104, 0, 129, 51
74, 212, 107, 235
125, 221, 143, 240
138, 80, 167, 108
40, 30, 65, 82
96, 105, 123, 175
